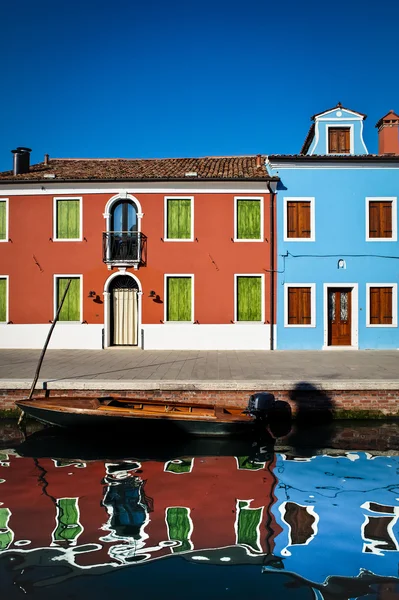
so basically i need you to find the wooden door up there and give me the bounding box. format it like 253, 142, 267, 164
112, 288, 138, 345
328, 288, 352, 346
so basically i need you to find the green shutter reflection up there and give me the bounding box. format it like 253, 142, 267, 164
237, 277, 261, 321
0, 508, 13, 550
0, 279, 6, 322
237, 456, 265, 470
166, 507, 192, 553
0, 201, 6, 240
57, 200, 80, 239
237, 500, 263, 552
165, 458, 193, 473
58, 278, 80, 321
237, 200, 260, 239
167, 199, 191, 239
167, 277, 191, 321
54, 498, 83, 543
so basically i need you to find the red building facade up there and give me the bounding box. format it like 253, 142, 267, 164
0, 153, 277, 349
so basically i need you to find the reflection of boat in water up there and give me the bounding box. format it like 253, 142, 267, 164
16, 392, 279, 437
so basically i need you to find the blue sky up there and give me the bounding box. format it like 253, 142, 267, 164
1, 0, 398, 171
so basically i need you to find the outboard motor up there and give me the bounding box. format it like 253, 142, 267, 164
246, 392, 275, 421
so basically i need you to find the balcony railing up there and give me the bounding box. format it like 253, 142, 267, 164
103, 231, 147, 267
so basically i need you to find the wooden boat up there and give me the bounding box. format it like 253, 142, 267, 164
16, 395, 271, 437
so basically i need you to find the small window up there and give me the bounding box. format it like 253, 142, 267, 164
56, 277, 81, 321
236, 500, 263, 552
165, 198, 193, 240
235, 197, 262, 240
287, 201, 311, 239
53, 498, 83, 543
236, 276, 262, 321
0, 200, 8, 242
54, 198, 81, 240
328, 127, 350, 154
166, 276, 193, 321
0, 278, 7, 323
369, 201, 392, 239
166, 507, 192, 553
369, 286, 395, 326
287, 286, 312, 326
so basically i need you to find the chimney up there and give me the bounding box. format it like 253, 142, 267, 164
256, 154, 262, 168
11, 147, 32, 175
376, 111, 399, 155
44, 153, 50, 165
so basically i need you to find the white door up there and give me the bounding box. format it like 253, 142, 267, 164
113, 288, 138, 345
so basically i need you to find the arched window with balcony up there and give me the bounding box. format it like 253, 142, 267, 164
103, 195, 145, 268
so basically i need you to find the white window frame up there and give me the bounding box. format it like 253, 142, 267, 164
53, 275, 83, 323
366, 283, 397, 328
53, 196, 83, 242
233, 196, 264, 242
284, 283, 316, 328
365, 197, 397, 242
283, 197, 315, 242
0, 198, 9, 243
234, 274, 265, 323
0, 275, 9, 323
326, 123, 354, 155
164, 196, 194, 242
164, 274, 194, 323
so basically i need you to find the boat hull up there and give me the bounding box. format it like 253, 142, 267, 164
16, 402, 256, 438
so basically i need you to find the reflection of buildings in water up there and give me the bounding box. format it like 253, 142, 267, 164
0, 453, 281, 569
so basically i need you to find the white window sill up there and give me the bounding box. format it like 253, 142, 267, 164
366, 238, 396, 242
233, 238, 263, 243
164, 238, 194, 242
366, 324, 398, 328
284, 237, 315, 242
53, 238, 83, 242
284, 324, 315, 328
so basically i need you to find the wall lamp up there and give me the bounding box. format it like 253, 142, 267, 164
149, 290, 156, 298
88, 290, 96, 298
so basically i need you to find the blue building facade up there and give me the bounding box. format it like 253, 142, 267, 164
267, 104, 399, 349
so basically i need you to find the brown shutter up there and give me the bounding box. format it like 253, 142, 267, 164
287, 202, 298, 238
288, 287, 311, 324
370, 287, 380, 323
382, 202, 392, 237
299, 202, 311, 237
382, 288, 393, 324
329, 129, 339, 153
369, 202, 380, 237
288, 288, 299, 324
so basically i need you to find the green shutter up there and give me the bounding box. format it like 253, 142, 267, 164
0, 201, 6, 241
166, 507, 192, 553
167, 277, 191, 321
57, 200, 80, 239
0, 279, 6, 322
237, 456, 265, 470
0, 508, 13, 550
58, 278, 80, 321
237, 500, 263, 551
237, 199, 261, 239
237, 277, 262, 321
167, 199, 191, 239
54, 498, 83, 542
165, 459, 193, 474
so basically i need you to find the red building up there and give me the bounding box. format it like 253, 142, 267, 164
0, 149, 277, 349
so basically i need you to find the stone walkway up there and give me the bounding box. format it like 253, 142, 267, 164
0, 349, 398, 390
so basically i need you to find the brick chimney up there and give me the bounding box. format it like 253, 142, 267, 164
376, 110, 399, 154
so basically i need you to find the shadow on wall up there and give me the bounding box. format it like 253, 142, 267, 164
284, 382, 336, 456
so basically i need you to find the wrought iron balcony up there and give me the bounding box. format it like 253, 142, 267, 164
103, 231, 147, 268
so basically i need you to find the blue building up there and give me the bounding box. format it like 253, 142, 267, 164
267, 104, 399, 349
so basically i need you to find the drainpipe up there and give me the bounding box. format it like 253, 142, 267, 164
267, 181, 277, 350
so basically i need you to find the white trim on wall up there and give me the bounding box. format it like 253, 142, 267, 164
366, 283, 398, 328
53, 274, 83, 323
0, 198, 9, 243
53, 196, 83, 241
233, 273, 265, 323
164, 274, 195, 323
233, 196, 264, 242
163, 196, 194, 242
283, 197, 315, 242
325, 123, 354, 155
284, 283, 316, 328
0, 275, 9, 323
323, 283, 359, 349
103, 271, 143, 349
365, 197, 397, 242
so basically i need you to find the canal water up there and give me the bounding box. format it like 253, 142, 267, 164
1, 419, 399, 599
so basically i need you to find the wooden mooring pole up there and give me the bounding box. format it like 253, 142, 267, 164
18, 279, 72, 425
